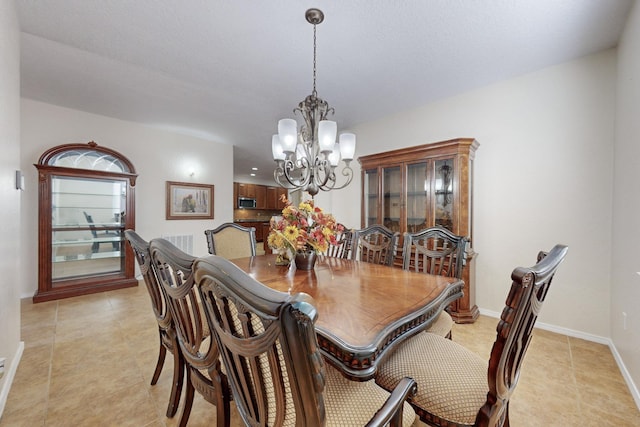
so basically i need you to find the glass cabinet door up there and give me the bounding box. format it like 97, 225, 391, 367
433, 158, 455, 231
51, 176, 127, 281
382, 166, 402, 232
35, 141, 137, 302
405, 162, 428, 233
363, 169, 379, 227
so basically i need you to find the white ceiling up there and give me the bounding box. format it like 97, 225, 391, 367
17, 0, 634, 182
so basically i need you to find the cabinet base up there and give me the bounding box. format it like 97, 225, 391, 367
33, 278, 138, 303
450, 304, 480, 324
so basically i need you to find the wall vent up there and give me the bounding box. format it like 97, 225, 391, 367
161, 234, 194, 255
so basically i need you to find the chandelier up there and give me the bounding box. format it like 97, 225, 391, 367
272, 8, 356, 197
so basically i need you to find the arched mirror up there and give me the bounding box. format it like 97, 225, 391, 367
34, 141, 138, 302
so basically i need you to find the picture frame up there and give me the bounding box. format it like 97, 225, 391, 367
166, 181, 214, 220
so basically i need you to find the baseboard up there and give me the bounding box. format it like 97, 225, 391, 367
478, 308, 640, 410
608, 339, 640, 410
0, 341, 24, 419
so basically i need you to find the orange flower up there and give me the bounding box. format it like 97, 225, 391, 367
267, 196, 341, 254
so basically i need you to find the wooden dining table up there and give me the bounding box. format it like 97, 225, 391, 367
230, 254, 464, 381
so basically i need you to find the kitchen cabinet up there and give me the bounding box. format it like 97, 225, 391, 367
236, 182, 256, 199
255, 185, 267, 209
358, 138, 479, 323
234, 182, 288, 210
266, 186, 288, 209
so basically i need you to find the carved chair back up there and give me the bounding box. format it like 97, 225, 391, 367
324, 226, 353, 259
476, 244, 568, 426
149, 238, 230, 427
124, 230, 183, 417
193, 254, 417, 427
402, 226, 467, 278
194, 254, 327, 425
351, 225, 400, 266
205, 222, 257, 259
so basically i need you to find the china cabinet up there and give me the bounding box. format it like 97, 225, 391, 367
358, 138, 479, 323
34, 141, 138, 302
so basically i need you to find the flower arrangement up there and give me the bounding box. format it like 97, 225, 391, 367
267, 196, 343, 258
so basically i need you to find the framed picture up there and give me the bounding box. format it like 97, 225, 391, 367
166, 181, 214, 220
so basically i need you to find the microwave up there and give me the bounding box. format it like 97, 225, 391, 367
238, 197, 257, 208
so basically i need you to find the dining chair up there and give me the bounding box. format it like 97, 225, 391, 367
204, 222, 257, 259
351, 224, 400, 266
193, 254, 418, 427
402, 226, 468, 339
375, 244, 568, 427
324, 225, 353, 259
84, 211, 120, 252
124, 230, 183, 418
149, 238, 230, 427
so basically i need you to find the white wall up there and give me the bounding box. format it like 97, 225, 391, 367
329, 49, 617, 338
612, 0, 640, 401
0, 0, 23, 418
20, 100, 234, 298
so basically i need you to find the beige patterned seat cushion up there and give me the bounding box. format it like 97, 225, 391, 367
376, 332, 488, 426
425, 311, 454, 337
324, 364, 416, 426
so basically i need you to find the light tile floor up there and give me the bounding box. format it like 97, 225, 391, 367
2, 284, 639, 426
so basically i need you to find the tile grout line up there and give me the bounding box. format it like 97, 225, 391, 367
43, 300, 59, 424
566, 335, 583, 415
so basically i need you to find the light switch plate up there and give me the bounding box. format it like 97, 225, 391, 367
15, 170, 24, 191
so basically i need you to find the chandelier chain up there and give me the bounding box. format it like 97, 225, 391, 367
312, 23, 317, 97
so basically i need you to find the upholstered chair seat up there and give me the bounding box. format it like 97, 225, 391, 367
376, 244, 568, 427
424, 310, 454, 338
376, 332, 487, 426
324, 365, 416, 426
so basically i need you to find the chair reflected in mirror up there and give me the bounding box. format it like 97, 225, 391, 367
83, 211, 120, 253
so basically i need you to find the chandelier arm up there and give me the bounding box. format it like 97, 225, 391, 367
318, 164, 354, 192
281, 156, 312, 189
274, 161, 299, 189
312, 158, 335, 190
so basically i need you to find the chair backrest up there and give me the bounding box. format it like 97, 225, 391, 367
149, 238, 220, 371
83, 211, 99, 238
124, 230, 172, 332
193, 254, 327, 426
351, 225, 400, 266
402, 226, 468, 278
324, 226, 353, 259
204, 222, 257, 259
476, 244, 568, 427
